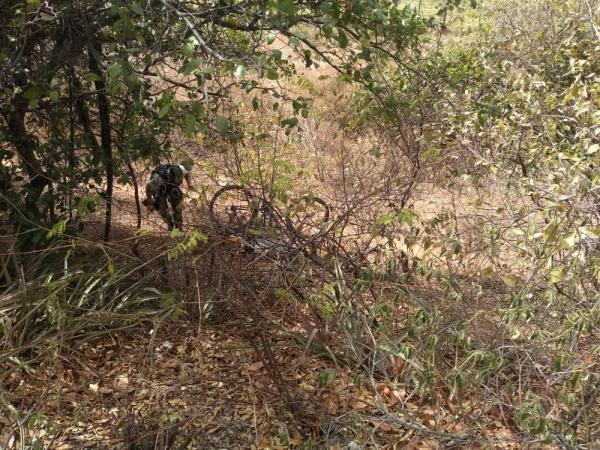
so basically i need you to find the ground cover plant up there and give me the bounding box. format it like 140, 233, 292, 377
1, 0, 599, 448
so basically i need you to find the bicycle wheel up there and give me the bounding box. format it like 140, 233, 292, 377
285, 195, 330, 239
208, 185, 259, 235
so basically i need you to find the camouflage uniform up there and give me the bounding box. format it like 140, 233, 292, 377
147, 164, 187, 230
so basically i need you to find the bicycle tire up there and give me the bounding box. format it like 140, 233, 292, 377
208, 185, 258, 235
285, 195, 330, 240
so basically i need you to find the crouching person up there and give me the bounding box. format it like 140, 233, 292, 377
142, 163, 193, 230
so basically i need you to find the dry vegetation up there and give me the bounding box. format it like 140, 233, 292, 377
2, 0, 600, 449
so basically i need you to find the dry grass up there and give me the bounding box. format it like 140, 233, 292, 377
3, 2, 600, 448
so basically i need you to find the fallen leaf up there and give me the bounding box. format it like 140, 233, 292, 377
247, 361, 263, 372
115, 375, 129, 391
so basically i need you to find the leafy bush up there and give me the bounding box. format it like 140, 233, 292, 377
337, 0, 600, 445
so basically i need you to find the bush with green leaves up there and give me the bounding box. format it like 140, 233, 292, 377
1, 0, 443, 251
341, 0, 600, 446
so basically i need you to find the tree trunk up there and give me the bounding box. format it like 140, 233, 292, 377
88, 42, 114, 242
3, 78, 50, 222
128, 161, 142, 229
68, 77, 77, 218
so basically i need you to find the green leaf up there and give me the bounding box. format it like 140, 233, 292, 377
282, 117, 298, 130
198, 66, 213, 76
317, 368, 336, 388
234, 64, 246, 79
502, 274, 520, 287
277, 0, 295, 20
265, 67, 279, 80
184, 114, 196, 138
40, 12, 55, 21
86, 72, 103, 82
377, 214, 394, 226
131, 2, 144, 15
373, 8, 387, 21
215, 116, 229, 133
77, 196, 97, 215
266, 32, 276, 44
24, 85, 40, 107
337, 29, 348, 48
452, 241, 462, 254
279, 428, 289, 446
126, 73, 139, 87
191, 101, 205, 118
543, 222, 559, 243
559, 232, 578, 249
182, 58, 201, 75
107, 63, 121, 79
24, 85, 40, 101
548, 265, 565, 284
107, 260, 116, 278
170, 228, 184, 239
46, 219, 68, 239
182, 42, 194, 58
48, 90, 59, 102
585, 226, 600, 236
288, 35, 300, 48
158, 103, 171, 119
252, 96, 259, 110
167, 412, 182, 423
396, 208, 417, 224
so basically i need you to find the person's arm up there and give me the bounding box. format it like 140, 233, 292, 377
143, 180, 155, 210
145, 182, 153, 200
184, 172, 194, 190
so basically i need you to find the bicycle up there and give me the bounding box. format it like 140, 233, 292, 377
208, 185, 330, 251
